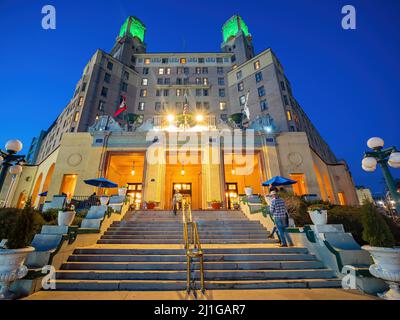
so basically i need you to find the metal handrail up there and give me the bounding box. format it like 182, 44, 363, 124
182, 200, 205, 293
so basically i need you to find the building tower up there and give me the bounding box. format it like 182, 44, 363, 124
221, 15, 255, 65
110, 16, 147, 67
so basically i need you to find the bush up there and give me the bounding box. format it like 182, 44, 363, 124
361, 202, 395, 247
41, 209, 59, 223
280, 193, 311, 226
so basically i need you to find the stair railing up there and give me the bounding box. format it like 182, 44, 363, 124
182, 199, 205, 293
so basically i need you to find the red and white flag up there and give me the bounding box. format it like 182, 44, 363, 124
114, 96, 127, 118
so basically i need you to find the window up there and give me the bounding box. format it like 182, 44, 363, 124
74, 111, 80, 122
158, 68, 164, 75
232, 64, 238, 70
195, 78, 201, 85
231, 55, 236, 63
163, 102, 169, 109
104, 73, 111, 83
196, 89, 202, 96
163, 89, 169, 96
142, 78, 148, 86
203, 78, 208, 85
286, 110, 292, 121
255, 72, 263, 82
98, 100, 105, 111
258, 86, 266, 97
122, 82, 128, 92
280, 81, 286, 91
238, 82, 244, 92
124, 71, 130, 81
260, 99, 268, 111
203, 89, 209, 96
81, 82, 87, 92
165, 68, 171, 75
138, 102, 145, 111
218, 78, 225, 85
217, 67, 224, 74
155, 102, 161, 111
202, 67, 208, 74
143, 67, 149, 74
283, 95, 289, 105
183, 78, 189, 85
176, 78, 182, 85
177, 67, 184, 74
144, 58, 151, 65
101, 87, 108, 97
338, 192, 347, 205
180, 58, 187, 64
219, 102, 227, 111
216, 57, 223, 64
78, 97, 84, 106
140, 89, 147, 97
219, 88, 225, 97
184, 67, 189, 74
239, 95, 246, 106
198, 57, 205, 63
107, 61, 113, 70
156, 89, 161, 97
157, 78, 163, 85
164, 78, 170, 85
203, 102, 210, 109
236, 70, 242, 80
290, 174, 307, 196
254, 60, 261, 70
176, 89, 182, 96
176, 102, 183, 108
196, 102, 202, 109
162, 58, 168, 64
195, 67, 201, 74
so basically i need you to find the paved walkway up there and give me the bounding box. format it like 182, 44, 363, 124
25, 289, 376, 300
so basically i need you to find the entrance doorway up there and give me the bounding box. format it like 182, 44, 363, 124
173, 183, 192, 208
127, 183, 142, 210
225, 183, 239, 209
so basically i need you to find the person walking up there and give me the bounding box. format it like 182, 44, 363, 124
269, 190, 292, 247
172, 189, 183, 216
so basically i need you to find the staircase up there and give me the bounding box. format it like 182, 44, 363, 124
53, 210, 342, 291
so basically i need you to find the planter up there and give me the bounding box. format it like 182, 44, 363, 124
118, 188, 127, 197
58, 210, 76, 226
244, 187, 253, 196
362, 246, 400, 300
147, 202, 156, 210
211, 202, 222, 210
308, 210, 328, 225
0, 246, 35, 299
100, 196, 109, 206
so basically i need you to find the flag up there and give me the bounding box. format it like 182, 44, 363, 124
183, 91, 189, 115
114, 96, 127, 118
243, 90, 250, 120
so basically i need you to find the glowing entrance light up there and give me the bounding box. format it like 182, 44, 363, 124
167, 114, 175, 123
195, 114, 204, 122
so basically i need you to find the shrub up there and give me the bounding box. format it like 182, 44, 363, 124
361, 202, 395, 248
41, 209, 59, 223
6, 199, 37, 249
308, 204, 330, 211
280, 193, 311, 226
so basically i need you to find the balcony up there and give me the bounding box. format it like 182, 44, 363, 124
153, 114, 217, 131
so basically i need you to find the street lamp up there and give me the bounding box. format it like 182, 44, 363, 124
362, 137, 400, 214
0, 140, 26, 197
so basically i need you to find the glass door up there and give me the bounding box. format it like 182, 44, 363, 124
225, 183, 239, 210
127, 183, 142, 210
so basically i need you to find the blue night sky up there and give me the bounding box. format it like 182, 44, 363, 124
0, 0, 399, 193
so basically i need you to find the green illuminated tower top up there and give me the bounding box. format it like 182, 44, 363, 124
118, 16, 146, 43
222, 15, 251, 43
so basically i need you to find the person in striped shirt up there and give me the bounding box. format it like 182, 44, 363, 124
269, 191, 292, 247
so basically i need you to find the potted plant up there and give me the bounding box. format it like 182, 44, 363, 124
146, 201, 156, 210
211, 200, 222, 210
361, 202, 400, 300
58, 201, 76, 226
307, 204, 329, 225
244, 186, 253, 196
0, 199, 35, 299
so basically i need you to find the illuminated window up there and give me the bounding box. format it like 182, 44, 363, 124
239, 95, 246, 106
59, 174, 78, 199
142, 78, 148, 86
287, 110, 292, 121
144, 58, 151, 65
238, 82, 244, 92
203, 78, 208, 85
74, 111, 80, 122
180, 58, 187, 64
165, 68, 171, 75
158, 68, 164, 75
138, 102, 145, 111
78, 97, 84, 106
98, 101, 105, 111
232, 64, 238, 70
254, 60, 261, 70
338, 192, 347, 205
219, 102, 227, 110
290, 174, 307, 196
195, 67, 201, 74
236, 70, 242, 80
176, 89, 182, 96
140, 89, 147, 97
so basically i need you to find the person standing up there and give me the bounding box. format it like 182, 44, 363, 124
172, 189, 183, 216
269, 191, 292, 247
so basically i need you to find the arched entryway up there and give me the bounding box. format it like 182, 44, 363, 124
31, 173, 43, 207
39, 164, 55, 206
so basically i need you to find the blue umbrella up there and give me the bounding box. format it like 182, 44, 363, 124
39, 191, 48, 196
262, 176, 297, 187
84, 178, 118, 188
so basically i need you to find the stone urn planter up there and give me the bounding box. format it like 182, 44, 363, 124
0, 246, 35, 299
100, 196, 109, 206
244, 187, 253, 196
362, 246, 400, 300
118, 187, 127, 197
308, 210, 328, 225
58, 210, 76, 226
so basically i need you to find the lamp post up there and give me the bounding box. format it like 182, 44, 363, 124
362, 137, 400, 215
0, 140, 25, 198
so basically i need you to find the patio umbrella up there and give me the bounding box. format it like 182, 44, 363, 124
84, 178, 118, 188
39, 191, 47, 196
262, 176, 297, 187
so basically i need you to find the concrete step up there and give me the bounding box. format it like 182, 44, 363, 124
104, 230, 268, 236
113, 221, 262, 226
56, 269, 336, 281
100, 234, 270, 240
68, 253, 317, 263
61, 261, 324, 271
97, 239, 276, 244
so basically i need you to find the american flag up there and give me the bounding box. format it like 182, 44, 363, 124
183, 91, 189, 115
